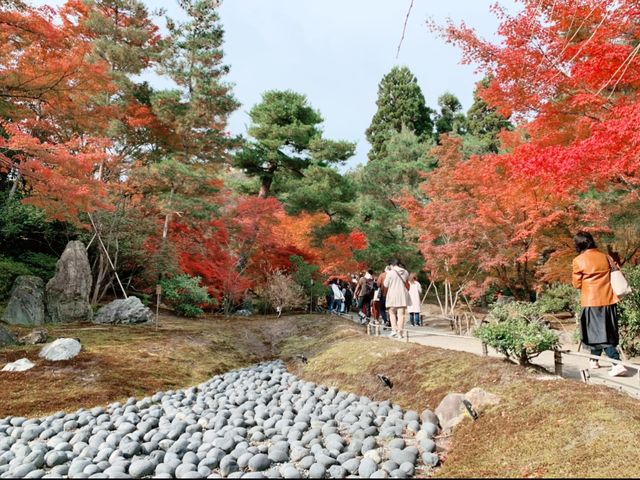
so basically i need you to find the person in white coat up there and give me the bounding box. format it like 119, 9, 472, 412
408, 273, 422, 326
330, 280, 344, 313
383, 259, 409, 338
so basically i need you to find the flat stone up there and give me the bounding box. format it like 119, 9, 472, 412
39, 338, 81, 361
2, 358, 35, 372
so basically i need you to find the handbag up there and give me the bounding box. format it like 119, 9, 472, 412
608, 256, 632, 299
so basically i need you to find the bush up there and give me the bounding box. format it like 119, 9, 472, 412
259, 271, 307, 314
618, 265, 640, 356
0, 257, 32, 300
537, 282, 580, 316
159, 275, 212, 318
475, 301, 560, 365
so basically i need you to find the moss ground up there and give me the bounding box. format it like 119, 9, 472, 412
1, 314, 639, 477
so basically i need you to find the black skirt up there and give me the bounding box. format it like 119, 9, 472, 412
580, 305, 619, 348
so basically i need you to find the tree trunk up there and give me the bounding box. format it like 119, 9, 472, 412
258, 175, 273, 198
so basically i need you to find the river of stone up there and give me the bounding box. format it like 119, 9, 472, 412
0, 361, 439, 478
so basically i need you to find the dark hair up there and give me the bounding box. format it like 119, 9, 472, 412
390, 258, 405, 268
573, 231, 597, 253
367, 269, 374, 275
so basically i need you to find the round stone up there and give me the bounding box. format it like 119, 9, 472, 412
248, 453, 270, 472
308, 463, 326, 479
129, 460, 155, 479
359, 458, 378, 478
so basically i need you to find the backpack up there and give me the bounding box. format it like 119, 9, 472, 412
362, 277, 374, 297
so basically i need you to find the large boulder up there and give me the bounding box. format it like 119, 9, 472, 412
94, 297, 153, 325
0, 325, 17, 347
465, 387, 501, 414
1, 275, 45, 326
39, 338, 82, 361
45, 241, 93, 323
435, 393, 469, 432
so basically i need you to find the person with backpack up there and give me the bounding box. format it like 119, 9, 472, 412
384, 259, 409, 338
377, 266, 390, 327
354, 269, 374, 324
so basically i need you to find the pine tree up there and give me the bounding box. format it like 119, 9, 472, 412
434, 92, 467, 138
365, 66, 433, 162
465, 77, 512, 154
234, 90, 355, 198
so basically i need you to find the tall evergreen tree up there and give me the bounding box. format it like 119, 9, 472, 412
234, 90, 355, 198
465, 77, 512, 154
157, 0, 240, 164
434, 92, 466, 138
354, 128, 435, 271
365, 66, 433, 162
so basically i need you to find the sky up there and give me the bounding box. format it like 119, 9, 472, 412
35, 0, 518, 169
214, 0, 518, 170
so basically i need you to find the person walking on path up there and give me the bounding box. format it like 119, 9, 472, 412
377, 266, 390, 326
384, 259, 409, 338
408, 273, 422, 326
572, 231, 627, 377
330, 279, 344, 314
354, 270, 374, 324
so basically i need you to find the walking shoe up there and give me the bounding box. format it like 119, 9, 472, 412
608, 364, 628, 377
589, 360, 601, 369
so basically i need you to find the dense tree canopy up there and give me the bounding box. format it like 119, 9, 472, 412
365, 66, 433, 162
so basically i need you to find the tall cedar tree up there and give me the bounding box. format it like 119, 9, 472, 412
131, 0, 239, 284
465, 77, 511, 154
235, 90, 354, 198
365, 66, 433, 162
356, 128, 434, 271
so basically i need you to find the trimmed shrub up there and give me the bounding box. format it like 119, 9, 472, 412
537, 282, 580, 316
618, 265, 640, 356
159, 275, 212, 318
475, 301, 560, 365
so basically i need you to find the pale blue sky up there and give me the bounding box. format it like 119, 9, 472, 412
37, 0, 518, 169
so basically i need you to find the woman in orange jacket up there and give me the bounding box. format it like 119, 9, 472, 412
572, 231, 627, 376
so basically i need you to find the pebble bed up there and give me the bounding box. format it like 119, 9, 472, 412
0, 361, 439, 479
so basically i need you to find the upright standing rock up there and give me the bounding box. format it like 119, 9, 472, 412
0, 325, 17, 347
45, 241, 93, 323
2, 276, 45, 326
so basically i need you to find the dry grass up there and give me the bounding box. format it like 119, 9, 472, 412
2, 315, 640, 477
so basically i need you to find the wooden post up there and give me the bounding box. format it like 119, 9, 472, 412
375, 324, 380, 336
155, 284, 161, 331
554, 350, 563, 377
482, 342, 488, 357
366, 323, 371, 336
405, 330, 409, 343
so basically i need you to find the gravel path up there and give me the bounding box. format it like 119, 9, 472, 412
0, 361, 439, 479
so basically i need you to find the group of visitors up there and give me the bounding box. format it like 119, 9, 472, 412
326, 259, 423, 339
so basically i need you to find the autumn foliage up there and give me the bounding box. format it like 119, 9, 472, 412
410, 0, 640, 298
